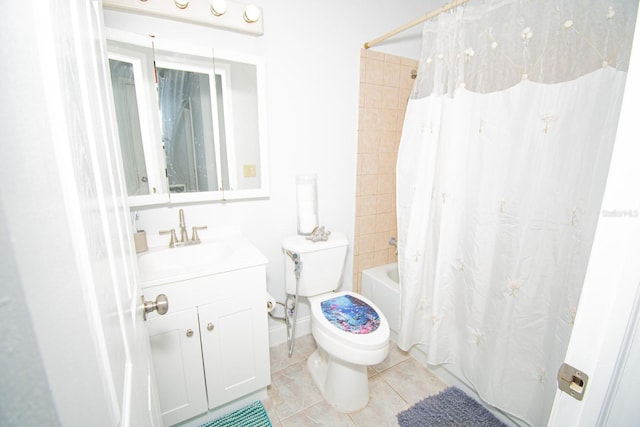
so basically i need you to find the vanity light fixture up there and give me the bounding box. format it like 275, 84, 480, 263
103, 0, 264, 36
243, 4, 261, 23
174, 0, 189, 9
210, 0, 227, 16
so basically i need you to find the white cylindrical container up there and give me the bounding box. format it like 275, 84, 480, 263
296, 174, 318, 235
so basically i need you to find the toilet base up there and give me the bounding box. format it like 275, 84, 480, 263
307, 347, 369, 413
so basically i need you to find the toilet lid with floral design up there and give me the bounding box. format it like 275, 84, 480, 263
320, 294, 380, 334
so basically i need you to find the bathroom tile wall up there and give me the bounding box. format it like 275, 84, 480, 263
353, 49, 418, 292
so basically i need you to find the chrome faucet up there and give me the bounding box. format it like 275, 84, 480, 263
178, 209, 189, 243
159, 229, 178, 248
159, 209, 208, 248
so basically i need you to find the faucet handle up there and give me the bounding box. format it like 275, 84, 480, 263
159, 229, 177, 248
191, 225, 207, 243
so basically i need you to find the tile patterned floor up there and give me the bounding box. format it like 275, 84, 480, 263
262, 335, 448, 426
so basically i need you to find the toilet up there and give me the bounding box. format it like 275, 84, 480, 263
283, 232, 390, 413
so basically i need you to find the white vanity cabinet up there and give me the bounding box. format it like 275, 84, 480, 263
143, 264, 270, 426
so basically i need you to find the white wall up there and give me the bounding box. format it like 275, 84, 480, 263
104, 0, 437, 341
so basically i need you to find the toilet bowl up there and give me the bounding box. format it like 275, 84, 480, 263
282, 232, 389, 413
307, 291, 389, 412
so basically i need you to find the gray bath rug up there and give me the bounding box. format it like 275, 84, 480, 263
397, 386, 506, 426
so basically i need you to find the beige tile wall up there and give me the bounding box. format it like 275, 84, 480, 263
353, 48, 418, 292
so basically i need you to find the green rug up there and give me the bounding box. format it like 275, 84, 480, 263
200, 401, 271, 427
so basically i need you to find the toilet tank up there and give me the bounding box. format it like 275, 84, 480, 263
282, 232, 348, 296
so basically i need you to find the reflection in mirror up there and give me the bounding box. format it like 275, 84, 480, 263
109, 59, 150, 196
108, 36, 168, 203
106, 30, 269, 205
158, 66, 221, 193
213, 57, 262, 191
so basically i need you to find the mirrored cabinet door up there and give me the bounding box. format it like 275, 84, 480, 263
109, 59, 150, 196
107, 35, 169, 205
157, 65, 222, 193
213, 57, 263, 193
106, 29, 269, 206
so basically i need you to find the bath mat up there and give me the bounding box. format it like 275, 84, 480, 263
397, 386, 506, 427
199, 401, 271, 427
321, 294, 380, 334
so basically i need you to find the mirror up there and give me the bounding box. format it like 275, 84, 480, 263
109, 58, 150, 196
106, 30, 269, 206
157, 57, 223, 194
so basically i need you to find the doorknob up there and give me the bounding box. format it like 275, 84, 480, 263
142, 294, 169, 320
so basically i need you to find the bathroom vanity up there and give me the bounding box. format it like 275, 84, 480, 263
139, 237, 270, 426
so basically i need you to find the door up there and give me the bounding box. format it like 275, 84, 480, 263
548, 6, 640, 425
147, 308, 208, 425
199, 296, 270, 409
6, 0, 162, 425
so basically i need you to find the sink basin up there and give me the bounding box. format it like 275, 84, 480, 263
138, 241, 232, 272
137, 237, 266, 285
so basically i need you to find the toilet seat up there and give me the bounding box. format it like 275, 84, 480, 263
320, 293, 381, 334
309, 291, 389, 355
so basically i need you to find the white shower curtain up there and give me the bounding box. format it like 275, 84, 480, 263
396, 1, 637, 425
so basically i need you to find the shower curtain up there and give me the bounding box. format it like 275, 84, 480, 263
396, 1, 637, 425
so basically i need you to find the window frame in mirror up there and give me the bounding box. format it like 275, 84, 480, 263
106, 28, 270, 206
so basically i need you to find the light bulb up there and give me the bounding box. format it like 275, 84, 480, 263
243, 4, 261, 23
210, 0, 227, 16
174, 0, 189, 9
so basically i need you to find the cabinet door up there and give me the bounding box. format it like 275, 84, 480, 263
147, 308, 207, 425
199, 296, 270, 409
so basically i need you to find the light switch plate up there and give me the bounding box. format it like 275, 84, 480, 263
243, 164, 257, 177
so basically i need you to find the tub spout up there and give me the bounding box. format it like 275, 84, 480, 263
389, 237, 398, 255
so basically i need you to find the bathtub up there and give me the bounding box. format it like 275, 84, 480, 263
361, 263, 400, 341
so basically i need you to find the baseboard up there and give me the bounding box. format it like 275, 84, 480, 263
268, 315, 311, 347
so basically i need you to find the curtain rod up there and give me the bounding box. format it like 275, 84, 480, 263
363, 0, 471, 49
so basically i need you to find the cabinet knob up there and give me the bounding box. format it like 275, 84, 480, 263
207, 322, 214, 331
186, 329, 194, 337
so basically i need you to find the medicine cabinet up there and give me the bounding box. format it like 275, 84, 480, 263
106, 29, 269, 206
